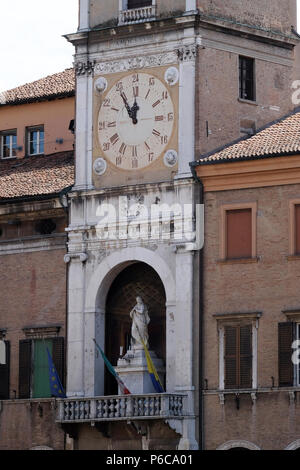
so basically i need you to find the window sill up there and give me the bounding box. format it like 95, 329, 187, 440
238, 98, 258, 106
217, 257, 259, 265
287, 255, 300, 261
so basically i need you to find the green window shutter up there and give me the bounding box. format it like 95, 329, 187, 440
32, 339, 52, 399
52, 337, 65, 388
19, 340, 32, 399
0, 341, 10, 400
278, 322, 294, 387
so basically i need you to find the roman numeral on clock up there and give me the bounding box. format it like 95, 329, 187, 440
133, 86, 139, 98
132, 146, 138, 157
155, 116, 164, 122
110, 133, 119, 145
107, 122, 116, 128
119, 143, 127, 155
152, 100, 161, 108
152, 129, 161, 137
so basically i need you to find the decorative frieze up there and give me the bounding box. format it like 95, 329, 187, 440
94, 52, 178, 75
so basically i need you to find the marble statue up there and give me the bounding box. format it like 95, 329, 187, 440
130, 296, 150, 349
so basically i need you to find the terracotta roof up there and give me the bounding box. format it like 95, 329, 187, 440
0, 69, 75, 107
0, 152, 74, 200
194, 109, 300, 165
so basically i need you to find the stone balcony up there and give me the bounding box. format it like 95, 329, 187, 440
56, 393, 187, 424
119, 6, 156, 25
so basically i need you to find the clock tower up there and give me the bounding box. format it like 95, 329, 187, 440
62, 0, 298, 450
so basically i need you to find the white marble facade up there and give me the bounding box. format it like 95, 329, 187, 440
64, 0, 200, 449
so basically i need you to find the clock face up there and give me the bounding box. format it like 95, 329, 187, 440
97, 72, 175, 170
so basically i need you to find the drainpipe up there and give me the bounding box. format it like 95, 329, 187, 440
190, 162, 204, 451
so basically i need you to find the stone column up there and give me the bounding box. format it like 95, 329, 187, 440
64, 252, 88, 397
185, 0, 197, 12
177, 41, 197, 178
74, 63, 94, 191
79, 0, 90, 31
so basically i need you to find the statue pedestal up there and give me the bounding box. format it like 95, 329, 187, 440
115, 348, 165, 395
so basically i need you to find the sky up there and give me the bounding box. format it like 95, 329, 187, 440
0, 1, 299, 93
0, 0, 78, 92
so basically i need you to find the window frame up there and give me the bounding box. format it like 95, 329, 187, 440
239, 55, 256, 102
296, 323, 300, 387
215, 312, 260, 391
19, 332, 64, 399
288, 199, 300, 256
26, 125, 44, 156
220, 202, 257, 261
0, 129, 17, 159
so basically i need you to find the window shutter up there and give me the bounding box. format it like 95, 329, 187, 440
295, 205, 300, 254
0, 341, 10, 400
239, 325, 252, 389
19, 340, 32, 399
225, 326, 238, 389
226, 209, 252, 259
52, 337, 65, 387
278, 322, 294, 387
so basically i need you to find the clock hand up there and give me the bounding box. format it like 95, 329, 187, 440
120, 92, 133, 119
131, 98, 140, 125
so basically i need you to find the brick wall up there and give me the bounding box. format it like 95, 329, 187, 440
0, 247, 67, 396
203, 183, 300, 449
197, 0, 296, 34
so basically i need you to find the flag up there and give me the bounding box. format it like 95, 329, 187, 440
133, 323, 164, 394
46, 348, 66, 398
93, 339, 131, 395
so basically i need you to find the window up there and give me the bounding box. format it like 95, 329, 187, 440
0, 130, 17, 159
27, 126, 44, 156
127, 0, 152, 8
289, 201, 300, 256
0, 341, 10, 400
216, 313, 260, 391
278, 322, 300, 387
224, 325, 252, 389
239, 56, 255, 102
220, 203, 257, 261
19, 337, 64, 399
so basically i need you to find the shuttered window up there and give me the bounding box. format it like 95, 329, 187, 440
19, 338, 64, 399
127, 0, 152, 9
278, 322, 294, 387
226, 209, 252, 259
295, 205, 300, 255
225, 325, 252, 389
0, 341, 10, 400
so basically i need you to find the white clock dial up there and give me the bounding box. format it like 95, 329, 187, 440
97, 72, 176, 170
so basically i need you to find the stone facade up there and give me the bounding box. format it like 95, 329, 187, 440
62, 0, 299, 450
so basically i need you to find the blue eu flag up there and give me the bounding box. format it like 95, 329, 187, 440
46, 348, 66, 398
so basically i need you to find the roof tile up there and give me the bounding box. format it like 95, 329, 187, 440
0, 69, 75, 106
0, 152, 74, 200
197, 110, 300, 164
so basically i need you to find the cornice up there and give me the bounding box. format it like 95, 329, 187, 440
196, 154, 300, 192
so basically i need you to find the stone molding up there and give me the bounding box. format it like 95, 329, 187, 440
217, 440, 261, 450
94, 51, 178, 75
177, 44, 197, 62
64, 252, 88, 264
75, 60, 96, 76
